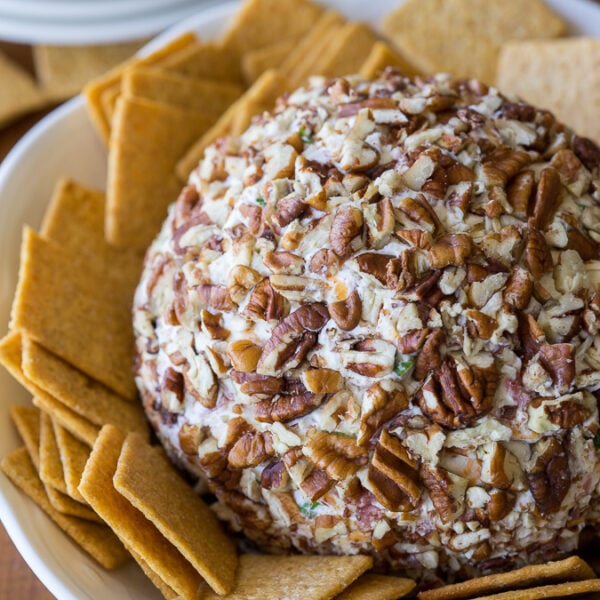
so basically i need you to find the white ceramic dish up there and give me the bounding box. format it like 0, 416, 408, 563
0, 1, 599, 598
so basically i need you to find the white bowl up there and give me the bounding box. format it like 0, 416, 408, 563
0, 1, 599, 598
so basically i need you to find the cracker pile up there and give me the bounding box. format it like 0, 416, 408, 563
1, 0, 600, 598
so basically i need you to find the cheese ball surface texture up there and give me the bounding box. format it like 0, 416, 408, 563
133, 71, 600, 583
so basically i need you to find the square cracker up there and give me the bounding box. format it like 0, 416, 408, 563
10, 228, 137, 398
106, 95, 213, 250
0, 331, 99, 446
472, 579, 600, 600
200, 554, 373, 599
34, 40, 145, 101
221, 0, 322, 55
122, 66, 242, 116
113, 432, 238, 595
84, 31, 197, 143
360, 41, 420, 79
22, 337, 148, 434
496, 38, 600, 145
53, 422, 91, 504
1, 447, 129, 569
241, 38, 297, 84
176, 69, 289, 180
78, 425, 205, 599
0, 52, 46, 128
381, 0, 566, 84
418, 556, 596, 600
10, 404, 42, 468
336, 573, 416, 599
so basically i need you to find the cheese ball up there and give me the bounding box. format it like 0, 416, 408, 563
133, 70, 600, 582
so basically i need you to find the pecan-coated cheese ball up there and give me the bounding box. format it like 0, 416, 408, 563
133, 70, 600, 583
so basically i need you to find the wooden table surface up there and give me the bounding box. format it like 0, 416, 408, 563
0, 41, 56, 600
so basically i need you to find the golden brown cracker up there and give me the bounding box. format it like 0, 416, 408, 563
1, 447, 129, 569
360, 41, 420, 79
122, 66, 242, 115
281, 10, 345, 79
472, 579, 600, 600
53, 422, 91, 503
45, 484, 102, 523
337, 573, 416, 599
78, 425, 205, 599
242, 38, 297, 84
106, 95, 213, 250
34, 40, 145, 101
418, 556, 596, 600
39, 410, 68, 494
157, 40, 243, 84
0, 52, 46, 128
316, 22, 377, 79
221, 0, 322, 55
128, 548, 180, 600
496, 38, 600, 145
10, 227, 136, 398
83, 31, 197, 143
10, 404, 41, 468
113, 432, 238, 595
200, 553, 373, 599
22, 337, 147, 435
40, 178, 143, 308
176, 69, 289, 180
381, 0, 567, 84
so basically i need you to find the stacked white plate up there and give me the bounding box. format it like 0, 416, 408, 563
0, 0, 221, 44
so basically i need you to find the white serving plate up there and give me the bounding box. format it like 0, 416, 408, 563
0, 1, 598, 598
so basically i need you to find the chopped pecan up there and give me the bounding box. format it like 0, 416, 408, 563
343, 338, 397, 377
254, 392, 324, 423
478, 442, 524, 491
355, 252, 394, 285
504, 266, 533, 310
565, 227, 598, 261
550, 149, 591, 196
228, 431, 274, 469
518, 313, 546, 360
429, 234, 473, 269
572, 135, 600, 171
524, 226, 553, 278
200, 309, 230, 340
329, 206, 364, 259
482, 148, 532, 187
488, 489, 516, 522
227, 340, 261, 373
272, 196, 307, 229
161, 367, 184, 411
302, 368, 343, 394
197, 284, 236, 311
395, 228, 432, 250
446, 182, 473, 214
183, 352, 218, 408
264, 250, 305, 275
178, 423, 207, 455
538, 343, 575, 394
397, 328, 429, 354
300, 467, 335, 502
365, 198, 395, 249
359, 382, 408, 445
244, 278, 289, 321
329, 290, 362, 331
414, 329, 444, 381
447, 163, 476, 185
465, 309, 497, 340
304, 431, 368, 480
239, 204, 264, 235
530, 167, 561, 230
543, 397, 590, 428
228, 265, 263, 304
420, 463, 465, 523
397, 195, 440, 233
527, 436, 571, 516
260, 460, 289, 490
309, 248, 340, 277
385, 249, 418, 291
231, 370, 283, 397
506, 170, 535, 217
257, 303, 329, 375
368, 430, 421, 511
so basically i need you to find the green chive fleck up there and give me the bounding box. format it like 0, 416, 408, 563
299, 125, 313, 144
394, 358, 415, 377
299, 501, 321, 518
256, 197, 266, 207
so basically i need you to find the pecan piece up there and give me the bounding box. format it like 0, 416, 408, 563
504, 266, 533, 310
429, 233, 473, 269
300, 467, 335, 502
257, 303, 329, 375
507, 170, 535, 217
539, 343, 575, 394
197, 284, 236, 311
231, 370, 283, 397
397, 195, 440, 233
264, 250, 305, 275
228, 431, 274, 469
330, 206, 364, 259
244, 278, 289, 321
302, 368, 343, 394
524, 226, 553, 279
273, 196, 307, 229
355, 252, 394, 285
565, 228, 598, 261
254, 392, 324, 423
309, 249, 339, 277
358, 382, 409, 445
420, 463, 466, 523
304, 431, 368, 480
260, 460, 289, 491
365, 198, 395, 249
527, 436, 571, 516
572, 135, 600, 172
518, 313, 545, 361
482, 148, 531, 187
530, 167, 561, 230
368, 430, 421, 511
228, 265, 263, 305
227, 340, 261, 373
414, 329, 444, 381
397, 328, 429, 354
329, 290, 362, 331
200, 309, 230, 340
488, 490, 516, 522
